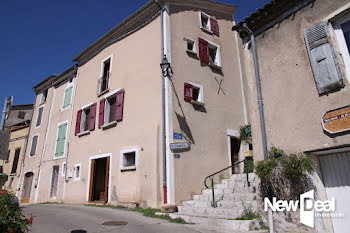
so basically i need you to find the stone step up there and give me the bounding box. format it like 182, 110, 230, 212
217, 200, 258, 209
178, 206, 244, 219
182, 200, 212, 208
223, 193, 257, 202
168, 213, 261, 231
193, 194, 223, 201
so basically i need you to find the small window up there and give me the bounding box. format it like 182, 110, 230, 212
200, 12, 210, 31
74, 164, 81, 180
30, 135, 38, 156
41, 89, 48, 104
208, 43, 221, 68
184, 37, 196, 55
62, 162, 66, 177
184, 82, 204, 105
75, 103, 97, 136
18, 111, 26, 119
36, 107, 43, 127
98, 57, 111, 95
120, 148, 137, 171
11, 148, 20, 174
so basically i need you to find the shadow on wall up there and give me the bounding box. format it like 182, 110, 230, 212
169, 78, 196, 144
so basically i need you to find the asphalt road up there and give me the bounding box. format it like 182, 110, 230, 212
22, 204, 208, 233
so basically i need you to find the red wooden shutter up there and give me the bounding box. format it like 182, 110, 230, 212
89, 103, 97, 131
184, 83, 193, 101
210, 18, 219, 36
115, 90, 124, 122
198, 38, 209, 63
75, 110, 82, 135
98, 99, 105, 128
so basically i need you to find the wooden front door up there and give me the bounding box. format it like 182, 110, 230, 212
104, 157, 110, 203
22, 173, 33, 203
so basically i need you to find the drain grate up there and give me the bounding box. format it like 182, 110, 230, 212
102, 221, 128, 226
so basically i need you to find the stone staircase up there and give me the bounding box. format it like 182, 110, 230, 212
168, 173, 267, 232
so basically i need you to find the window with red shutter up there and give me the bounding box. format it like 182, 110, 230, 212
89, 103, 97, 131
75, 110, 82, 135
198, 38, 209, 63
99, 99, 105, 128
210, 18, 219, 36
115, 90, 124, 122
184, 83, 193, 101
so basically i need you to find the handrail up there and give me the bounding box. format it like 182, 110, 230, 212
204, 159, 251, 208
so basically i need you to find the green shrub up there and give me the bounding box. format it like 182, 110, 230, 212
0, 191, 32, 233
235, 204, 261, 220
268, 146, 285, 159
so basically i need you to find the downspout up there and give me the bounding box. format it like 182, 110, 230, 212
241, 23, 268, 161
155, 0, 167, 204
234, 23, 273, 233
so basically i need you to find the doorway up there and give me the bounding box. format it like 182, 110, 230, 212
89, 157, 110, 203
230, 137, 241, 174
50, 166, 59, 198
22, 172, 33, 203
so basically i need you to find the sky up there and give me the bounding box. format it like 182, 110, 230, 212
0, 0, 269, 111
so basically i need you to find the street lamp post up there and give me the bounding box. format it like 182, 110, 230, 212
160, 54, 172, 204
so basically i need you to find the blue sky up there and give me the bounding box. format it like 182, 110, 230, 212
0, 0, 269, 110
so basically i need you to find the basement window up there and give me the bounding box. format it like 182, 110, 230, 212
120, 148, 137, 171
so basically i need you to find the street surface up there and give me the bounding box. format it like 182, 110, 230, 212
22, 204, 208, 233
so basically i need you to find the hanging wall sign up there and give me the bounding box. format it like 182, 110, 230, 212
322, 105, 350, 134
170, 142, 190, 152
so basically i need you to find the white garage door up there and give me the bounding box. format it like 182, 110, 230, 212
319, 150, 350, 233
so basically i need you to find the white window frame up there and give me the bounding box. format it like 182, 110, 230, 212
120, 147, 138, 171
199, 11, 212, 33
184, 37, 197, 55
207, 40, 222, 69
332, 12, 350, 83
53, 121, 68, 159
101, 89, 121, 129
188, 82, 205, 106
29, 134, 39, 157
35, 106, 44, 128
98, 54, 113, 96
77, 102, 94, 136
40, 89, 48, 105
74, 163, 81, 181
61, 162, 66, 177
62, 83, 74, 111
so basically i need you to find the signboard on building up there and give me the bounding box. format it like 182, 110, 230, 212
322, 105, 350, 134
170, 142, 190, 152
173, 132, 183, 140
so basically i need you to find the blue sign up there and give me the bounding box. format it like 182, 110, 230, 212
173, 132, 183, 140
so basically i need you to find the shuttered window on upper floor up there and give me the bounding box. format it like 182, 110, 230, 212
304, 21, 344, 95
62, 86, 73, 109
55, 122, 67, 157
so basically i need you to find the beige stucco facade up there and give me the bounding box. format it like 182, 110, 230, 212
1, 126, 29, 193
169, 4, 246, 204
20, 67, 77, 204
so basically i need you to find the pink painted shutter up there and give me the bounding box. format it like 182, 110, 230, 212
210, 18, 219, 36
98, 99, 105, 128
184, 83, 193, 101
89, 103, 96, 131
198, 38, 209, 63
75, 110, 82, 136
115, 90, 124, 122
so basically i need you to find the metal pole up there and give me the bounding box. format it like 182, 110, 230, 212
242, 23, 268, 161
0, 97, 11, 131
